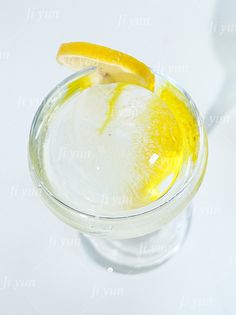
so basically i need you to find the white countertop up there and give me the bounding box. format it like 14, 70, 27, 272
1, 0, 236, 314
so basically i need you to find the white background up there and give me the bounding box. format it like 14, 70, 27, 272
1, 0, 236, 314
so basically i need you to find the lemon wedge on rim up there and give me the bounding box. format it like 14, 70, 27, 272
56, 42, 155, 91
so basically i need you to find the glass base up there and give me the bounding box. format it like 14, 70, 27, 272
81, 206, 192, 274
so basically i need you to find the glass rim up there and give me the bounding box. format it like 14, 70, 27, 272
29, 68, 208, 220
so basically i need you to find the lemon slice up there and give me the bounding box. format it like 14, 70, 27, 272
158, 82, 199, 162
56, 42, 155, 91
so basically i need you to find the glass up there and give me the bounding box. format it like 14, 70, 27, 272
28, 68, 208, 273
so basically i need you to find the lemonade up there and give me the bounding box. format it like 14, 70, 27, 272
40, 73, 199, 213
29, 43, 201, 214
29, 43, 207, 267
